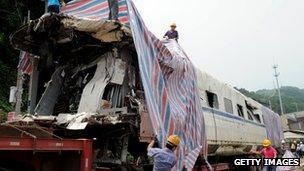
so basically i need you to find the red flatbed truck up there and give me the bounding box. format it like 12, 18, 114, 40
0, 124, 93, 171
0, 137, 92, 171
0, 119, 230, 171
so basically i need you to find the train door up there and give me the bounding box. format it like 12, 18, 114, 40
204, 91, 218, 143
235, 104, 246, 142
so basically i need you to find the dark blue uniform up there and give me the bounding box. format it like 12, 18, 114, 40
148, 148, 177, 171
164, 30, 179, 40
48, 0, 61, 13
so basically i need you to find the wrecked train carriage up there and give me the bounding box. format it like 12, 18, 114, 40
10, 14, 153, 166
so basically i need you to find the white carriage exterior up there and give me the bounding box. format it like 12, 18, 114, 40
196, 68, 267, 155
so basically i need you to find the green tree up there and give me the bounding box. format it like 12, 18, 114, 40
0, 0, 44, 116
237, 86, 304, 114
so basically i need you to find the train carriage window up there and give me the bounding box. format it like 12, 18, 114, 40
247, 110, 254, 120
237, 104, 244, 118
224, 98, 233, 114
245, 101, 261, 123
206, 91, 219, 109
254, 114, 262, 123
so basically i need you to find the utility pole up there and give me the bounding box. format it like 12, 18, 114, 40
273, 64, 284, 115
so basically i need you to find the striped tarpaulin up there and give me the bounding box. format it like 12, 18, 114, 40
117, 0, 128, 24
126, 1, 207, 170
262, 106, 284, 147
61, 0, 128, 24
18, 51, 32, 75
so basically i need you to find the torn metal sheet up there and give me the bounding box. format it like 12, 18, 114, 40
61, 18, 126, 42
101, 115, 121, 125
62, 18, 117, 34
56, 112, 123, 130
77, 53, 115, 113
35, 67, 65, 115
57, 113, 90, 130
10, 14, 131, 57
110, 59, 126, 85
68, 121, 88, 130
56, 113, 76, 125
93, 31, 124, 42
98, 107, 127, 115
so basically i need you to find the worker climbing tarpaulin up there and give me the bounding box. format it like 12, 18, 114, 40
126, 1, 207, 170
262, 106, 284, 147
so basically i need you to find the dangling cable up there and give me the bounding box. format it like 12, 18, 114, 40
204, 156, 213, 171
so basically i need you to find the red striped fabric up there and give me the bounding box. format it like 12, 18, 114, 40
262, 106, 284, 148
18, 51, 32, 75
60, 0, 207, 169
126, 1, 207, 170
61, 0, 129, 24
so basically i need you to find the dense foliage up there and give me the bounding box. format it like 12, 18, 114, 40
0, 0, 44, 116
237, 86, 304, 114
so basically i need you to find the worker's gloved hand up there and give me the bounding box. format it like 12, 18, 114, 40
153, 135, 159, 148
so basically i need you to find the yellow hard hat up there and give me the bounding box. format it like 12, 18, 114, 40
167, 135, 180, 147
262, 139, 271, 147
170, 23, 177, 27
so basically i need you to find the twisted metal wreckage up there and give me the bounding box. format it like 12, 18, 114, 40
8, 0, 208, 170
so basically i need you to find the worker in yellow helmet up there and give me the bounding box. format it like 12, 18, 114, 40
147, 135, 180, 170
251, 139, 277, 171
163, 23, 179, 41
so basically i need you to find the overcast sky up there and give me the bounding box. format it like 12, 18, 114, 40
132, 0, 304, 91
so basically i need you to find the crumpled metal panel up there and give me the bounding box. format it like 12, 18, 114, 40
110, 59, 126, 85
56, 113, 89, 130
93, 30, 124, 42
61, 18, 117, 33
34, 67, 64, 116
61, 18, 124, 42
77, 53, 115, 113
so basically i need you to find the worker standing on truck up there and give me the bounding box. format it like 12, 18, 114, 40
251, 139, 277, 171
48, 0, 65, 13
147, 135, 180, 171
163, 23, 179, 41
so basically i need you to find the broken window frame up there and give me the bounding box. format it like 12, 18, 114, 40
224, 97, 233, 114
237, 104, 244, 118
245, 101, 261, 123
247, 110, 254, 121
206, 91, 219, 109
254, 113, 262, 123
